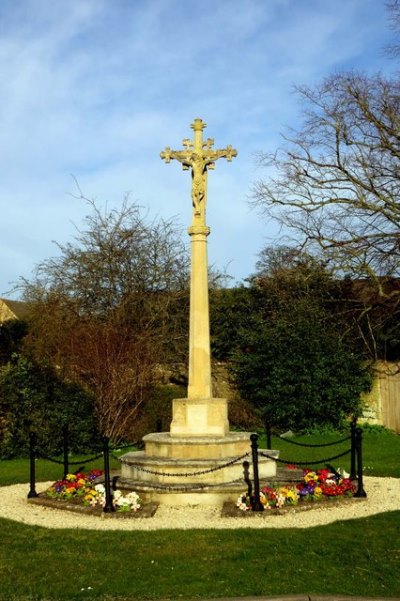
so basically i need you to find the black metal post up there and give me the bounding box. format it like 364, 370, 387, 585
27, 432, 38, 498
243, 460, 252, 499
350, 417, 357, 480
62, 424, 69, 479
354, 428, 367, 498
250, 433, 264, 511
102, 436, 115, 512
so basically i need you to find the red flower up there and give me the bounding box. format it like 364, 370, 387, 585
316, 469, 330, 483
321, 482, 341, 496
261, 486, 277, 501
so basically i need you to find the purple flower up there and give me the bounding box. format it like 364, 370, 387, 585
298, 484, 315, 496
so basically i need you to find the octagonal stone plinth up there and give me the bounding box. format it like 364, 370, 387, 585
119, 431, 279, 494
143, 431, 250, 459
120, 449, 278, 486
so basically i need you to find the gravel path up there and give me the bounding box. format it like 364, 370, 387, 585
0, 477, 399, 531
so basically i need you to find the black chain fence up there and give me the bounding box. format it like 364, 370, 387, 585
259, 448, 351, 466
117, 451, 250, 478
27, 421, 366, 513
37, 452, 104, 466
278, 434, 351, 448
245, 427, 366, 513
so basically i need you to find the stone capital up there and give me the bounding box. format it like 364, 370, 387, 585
188, 225, 210, 237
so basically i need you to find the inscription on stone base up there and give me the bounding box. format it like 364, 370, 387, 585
170, 397, 229, 437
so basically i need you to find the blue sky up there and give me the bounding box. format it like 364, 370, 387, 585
0, 0, 394, 296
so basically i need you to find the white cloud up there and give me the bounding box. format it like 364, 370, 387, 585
0, 0, 392, 295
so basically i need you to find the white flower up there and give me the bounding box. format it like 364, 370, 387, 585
87, 486, 141, 511
235, 494, 250, 511
276, 495, 285, 508
108, 489, 142, 511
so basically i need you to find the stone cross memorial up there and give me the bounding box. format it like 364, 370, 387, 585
120, 119, 277, 506
161, 118, 237, 435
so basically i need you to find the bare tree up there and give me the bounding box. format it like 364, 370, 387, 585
252, 73, 400, 287
385, 0, 400, 57
21, 198, 189, 440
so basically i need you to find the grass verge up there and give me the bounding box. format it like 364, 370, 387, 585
1, 428, 399, 487
0, 450, 132, 487
261, 428, 400, 478
0, 429, 399, 600
0, 512, 399, 599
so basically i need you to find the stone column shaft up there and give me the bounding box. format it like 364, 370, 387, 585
187, 224, 212, 400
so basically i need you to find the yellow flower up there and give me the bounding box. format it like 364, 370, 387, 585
66, 474, 77, 481
314, 486, 323, 496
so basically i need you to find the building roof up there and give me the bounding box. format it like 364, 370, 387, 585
0, 298, 31, 323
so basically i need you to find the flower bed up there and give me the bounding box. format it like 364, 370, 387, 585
42, 470, 143, 514
236, 468, 356, 512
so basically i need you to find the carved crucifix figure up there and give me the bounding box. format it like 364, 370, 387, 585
160, 118, 237, 225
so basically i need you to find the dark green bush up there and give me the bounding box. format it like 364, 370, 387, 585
229, 298, 372, 432
0, 354, 99, 458
0, 319, 28, 365
358, 422, 394, 435
133, 383, 187, 441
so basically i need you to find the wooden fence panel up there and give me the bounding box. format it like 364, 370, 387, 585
382, 373, 400, 432
375, 363, 400, 433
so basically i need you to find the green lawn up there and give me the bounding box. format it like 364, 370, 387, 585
1, 428, 399, 487
0, 512, 399, 600
262, 427, 400, 478
0, 429, 399, 600
0, 448, 134, 486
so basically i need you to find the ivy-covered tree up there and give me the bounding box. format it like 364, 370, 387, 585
230, 298, 372, 431
210, 285, 254, 360
227, 248, 372, 431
